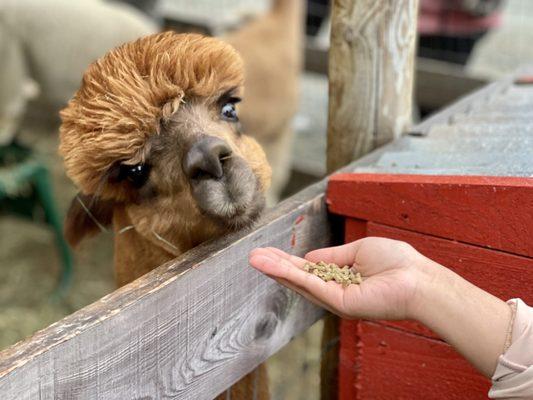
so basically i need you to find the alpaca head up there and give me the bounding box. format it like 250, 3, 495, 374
59, 32, 271, 254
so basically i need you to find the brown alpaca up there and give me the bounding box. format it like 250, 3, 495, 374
59, 32, 271, 399
225, 0, 305, 203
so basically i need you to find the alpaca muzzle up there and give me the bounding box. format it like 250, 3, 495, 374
183, 136, 231, 181
183, 136, 265, 228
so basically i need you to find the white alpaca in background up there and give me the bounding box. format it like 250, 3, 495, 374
0, 0, 158, 143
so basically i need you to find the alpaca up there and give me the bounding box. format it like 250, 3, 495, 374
59, 32, 271, 399
0, 0, 157, 142
225, 0, 305, 203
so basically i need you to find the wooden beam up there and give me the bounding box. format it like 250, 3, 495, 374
304, 45, 489, 113
0, 182, 334, 400
328, 174, 533, 258
326, 0, 419, 172
339, 320, 491, 400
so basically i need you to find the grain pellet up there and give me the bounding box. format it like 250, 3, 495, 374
303, 261, 362, 287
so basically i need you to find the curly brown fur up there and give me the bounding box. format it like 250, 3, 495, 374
59, 32, 270, 260
60, 32, 247, 197
59, 32, 271, 399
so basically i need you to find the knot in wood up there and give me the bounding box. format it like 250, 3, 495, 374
267, 289, 292, 321
254, 312, 278, 341
343, 25, 356, 44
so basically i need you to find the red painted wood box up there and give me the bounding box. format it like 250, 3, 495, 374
326, 173, 533, 400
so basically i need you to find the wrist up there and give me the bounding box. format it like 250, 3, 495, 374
405, 254, 512, 376
405, 253, 452, 321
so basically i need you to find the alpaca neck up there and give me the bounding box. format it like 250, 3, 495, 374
270, 0, 306, 46
111, 207, 224, 287
112, 207, 176, 287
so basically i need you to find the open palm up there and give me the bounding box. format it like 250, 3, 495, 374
249, 237, 428, 320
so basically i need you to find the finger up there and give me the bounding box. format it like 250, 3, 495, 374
275, 258, 348, 310
250, 248, 351, 313
249, 252, 284, 276
305, 240, 365, 267
263, 247, 308, 268
249, 250, 310, 281
249, 251, 338, 313
249, 247, 307, 271
249, 248, 309, 279
277, 274, 364, 320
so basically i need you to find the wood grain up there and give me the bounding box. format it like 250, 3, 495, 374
0, 182, 333, 400
327, 0, 419, 171
339, 321, 491, 400
328, 173, 533, 257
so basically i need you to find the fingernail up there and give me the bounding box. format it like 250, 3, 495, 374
248, 248, 264, 258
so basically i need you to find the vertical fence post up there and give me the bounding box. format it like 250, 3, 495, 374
323, 1, 419, 398
326, 0, 419, 172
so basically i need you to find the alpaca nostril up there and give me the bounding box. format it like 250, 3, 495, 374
183, 136, 232, 181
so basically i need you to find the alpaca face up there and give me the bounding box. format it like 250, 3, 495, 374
59, 32, 271, 252
111, 90, 270, 234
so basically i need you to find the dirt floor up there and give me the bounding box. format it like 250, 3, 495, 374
0, 112, 322, 399
0, 115, 115, 349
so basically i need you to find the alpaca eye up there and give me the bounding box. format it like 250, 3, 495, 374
221, 102, 238, 122
120, 164, 150, 187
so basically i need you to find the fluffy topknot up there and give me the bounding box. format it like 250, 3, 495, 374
59, 32, 244, 196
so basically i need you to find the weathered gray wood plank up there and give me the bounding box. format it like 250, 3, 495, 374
374, 151, 532, 173
413, 78, 512, 133
0, 182, 333, 400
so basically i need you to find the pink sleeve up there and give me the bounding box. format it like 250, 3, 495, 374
489, 299, 533, 399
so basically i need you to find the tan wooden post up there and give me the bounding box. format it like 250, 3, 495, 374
323, 1, 419, 398
327, 0, 419, 172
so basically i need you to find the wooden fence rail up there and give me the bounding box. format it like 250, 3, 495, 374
0, 182, 335, 400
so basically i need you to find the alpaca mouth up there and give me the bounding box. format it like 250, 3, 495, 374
189, 156, 265, 229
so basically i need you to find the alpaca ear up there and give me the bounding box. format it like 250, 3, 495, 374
64, 193, 114, 247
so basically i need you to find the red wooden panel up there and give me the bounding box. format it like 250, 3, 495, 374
344, 218, 367, 242
339, 320, 490, 400
328, 174, 533, 257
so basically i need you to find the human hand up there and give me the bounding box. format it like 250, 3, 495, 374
249, 237, 437, 320
251, 237, 512, 377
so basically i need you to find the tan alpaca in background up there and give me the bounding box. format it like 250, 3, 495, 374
59, 32, 271, 399
226, 0, 305, 203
